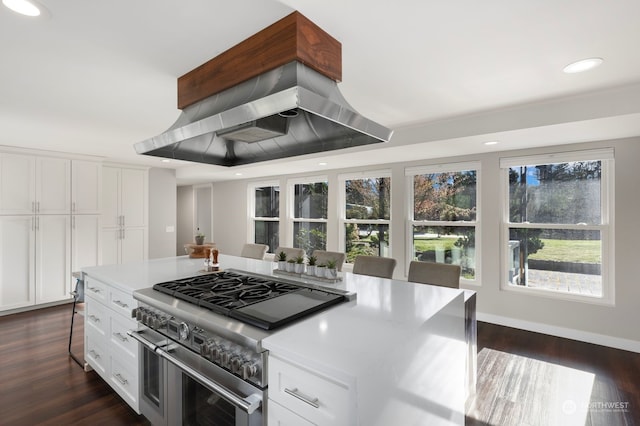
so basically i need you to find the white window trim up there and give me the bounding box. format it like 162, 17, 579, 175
406, 161, 481, 285
285, 175, 328, 248
338, 170, 392, 262
247, 180, 280, 245
499, 149, 615, 305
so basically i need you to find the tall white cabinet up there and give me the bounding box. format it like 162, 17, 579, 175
101, 165, 148, 265
0, 153, 71, 311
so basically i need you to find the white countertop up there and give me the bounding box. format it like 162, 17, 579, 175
83, 255, 469, 425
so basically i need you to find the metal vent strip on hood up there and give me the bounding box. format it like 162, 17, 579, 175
135, 61, 393, 167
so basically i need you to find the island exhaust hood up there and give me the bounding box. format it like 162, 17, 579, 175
134, 12, 393, 167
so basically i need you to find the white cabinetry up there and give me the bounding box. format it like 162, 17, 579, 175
0, 215, 70, 310
84, 275, 140, 413
0, 153, 70, 215
101, 166, 147, 265
268, 356, 354, 426
72, 160, 101, 214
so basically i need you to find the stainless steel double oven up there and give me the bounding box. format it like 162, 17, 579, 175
130, 326, 264, 426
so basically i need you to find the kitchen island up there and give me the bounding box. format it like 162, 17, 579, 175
82, 254, 470, 425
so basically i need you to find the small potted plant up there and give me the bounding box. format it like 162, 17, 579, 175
315, 263, 326, 278
294, 256, 305, 274
277, 251, 287, 270
306, 255, 317, 276
286, 258, 296, 272
325, 259, 338, 279
195, 229, 205, 245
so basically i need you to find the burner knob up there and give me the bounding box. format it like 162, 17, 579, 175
178, 322, 190, 341
230, 356, 243, 372
241, 362, 258, 380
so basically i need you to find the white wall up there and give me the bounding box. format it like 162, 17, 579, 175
198, 137, 640, 350
148, 168, 176, 259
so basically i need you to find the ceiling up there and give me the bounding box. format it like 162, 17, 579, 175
2, 0, 640, 185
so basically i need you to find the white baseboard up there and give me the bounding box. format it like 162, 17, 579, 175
477, 312, 640, 354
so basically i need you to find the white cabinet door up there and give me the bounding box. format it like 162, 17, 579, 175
101, 228, 120, 266
102, 166, 120, 228
36, 157, 70, 214
72, 215, 100, 289
0, 154, 35, 215
35, 215, 70, 303
121, 228, 146, 264
72, 160, 102, 214
0, 216, 35, 310
120, 168, 146, 228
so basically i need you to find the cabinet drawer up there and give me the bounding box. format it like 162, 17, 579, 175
110, 314, 138, 359
109, 286, 136, 317
84, 276, 108, 303
110, 356, 139, 409
268, 399, 314, 426
269, 356, 352, 426
85, 329, 108, 378
85, 299, 108, 336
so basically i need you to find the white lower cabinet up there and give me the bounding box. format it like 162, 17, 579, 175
0, 215, 70, 311
268, 356, 354, 426
84, 275, 140, 414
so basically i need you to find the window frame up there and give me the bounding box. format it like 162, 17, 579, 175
286, 175, 329, 251
405, 161, 481, 284
338, 169, 393, 263
248, 180, 280, 252
499, 148, 615, 305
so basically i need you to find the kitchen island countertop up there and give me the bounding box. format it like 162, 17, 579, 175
82, 254, 469, 425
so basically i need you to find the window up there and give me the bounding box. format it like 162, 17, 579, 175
407, 162, 480, 282
250, 182, 279, 253
500, 149, 614, 302
339, 171, 391, 263
289, 177, 328, 255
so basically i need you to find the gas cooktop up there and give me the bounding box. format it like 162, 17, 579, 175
152, 270, 347, 330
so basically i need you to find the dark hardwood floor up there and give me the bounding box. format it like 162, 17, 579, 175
1, 304, 638, 425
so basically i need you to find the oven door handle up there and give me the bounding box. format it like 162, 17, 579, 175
128, 330, 262, 415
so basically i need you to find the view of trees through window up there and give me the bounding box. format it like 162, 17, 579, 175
412, 169, 477, 279
253, 186, 279, 253
507, 160, 604, 296
344, 177, 390, 262
293, 182, 328, 255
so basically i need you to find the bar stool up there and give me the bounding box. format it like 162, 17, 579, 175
68, 272, 85, 368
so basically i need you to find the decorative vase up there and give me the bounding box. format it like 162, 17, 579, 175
294, 263, 305, 274
278, 261, 287, 271
315, 266, 326, 278
326, 268, 338, 279
306, 265, 316, 276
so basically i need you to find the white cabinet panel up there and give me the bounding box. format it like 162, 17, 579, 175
268, 400, 315, 426
72, 160, 102, 214
101, 165, 147, 265
35, 215, 70, 303
120, 168, 146, 228
0, 216, 34, 310
0, 154, 35, 214
71, 215, 100, 290
36, 157, 70, 214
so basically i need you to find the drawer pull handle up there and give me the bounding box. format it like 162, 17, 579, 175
89, 349, 100, 359
113, 332, 128, 342
284, 387, 320, 408
87, 286, 101, 293
113, 300, 128, 308
114, 373, 128, 386
89, 315, 101, 323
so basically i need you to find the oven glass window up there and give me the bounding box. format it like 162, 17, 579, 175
143, 347, 162, 408
182, 373, 236, 426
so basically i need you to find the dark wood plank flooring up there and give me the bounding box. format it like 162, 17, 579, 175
1, 304, 638, 425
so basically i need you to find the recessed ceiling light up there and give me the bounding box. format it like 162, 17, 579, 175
484, 141, 499, 146
563, 57, 603, 74
161, 159, 171, 163
234, 172, 243, 176
2, 0, 41, 16
318, 162, 328, 166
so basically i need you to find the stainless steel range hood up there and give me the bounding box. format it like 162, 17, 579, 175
135, 61, 392, 167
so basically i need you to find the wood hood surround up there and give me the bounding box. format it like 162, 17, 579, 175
177, 11, 342, 109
